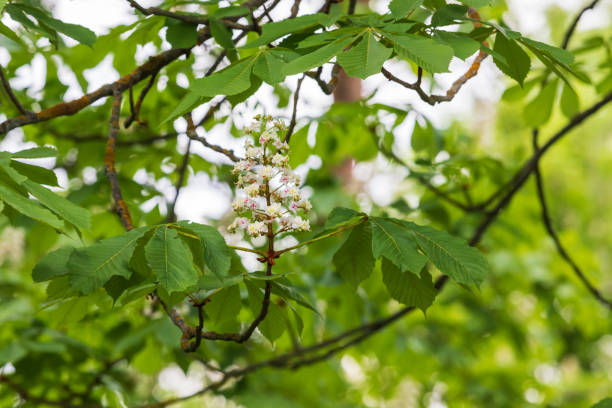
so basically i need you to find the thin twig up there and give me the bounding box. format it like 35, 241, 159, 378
105, 90, 134, 231
0, 66, 28, 116
561, 0, 602, 49
290, 0, 301, 18
284, 74, 305, 143
532, 130, 611, 308
124, 71, 158, 128
186, 112, 240, 162
305, 64, 341, 95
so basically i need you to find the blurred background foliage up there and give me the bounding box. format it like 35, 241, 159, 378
0, 0, 611, 407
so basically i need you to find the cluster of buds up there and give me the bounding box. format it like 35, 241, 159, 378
228, 115, 311, 240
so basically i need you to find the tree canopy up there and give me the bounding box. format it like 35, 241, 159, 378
0, 0, 611, 407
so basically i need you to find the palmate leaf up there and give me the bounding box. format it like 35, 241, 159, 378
337, 30, 392, 79
370, 217, 427, 274
67, 227, 147, 294
434, 30, 480, 60
385, 33, 454, 73
389, 0, 423, 19
23, 180, 90, 231
145, 225, 200, 294
8, 4, 96, 47
381, 257, 436, 312
332, 221, 375, 288
283, 35, 357, 76
32, 247, 74, 282
393, 219, 489, 286
176, 221, 231, 279
0, 184, 64, 230
244, 13, 336, 48
192, 55, 259, 97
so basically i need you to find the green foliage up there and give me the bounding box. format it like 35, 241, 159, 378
1, 0, 611, 407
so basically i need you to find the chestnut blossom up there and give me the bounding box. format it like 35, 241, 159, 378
228, 115, 311, 241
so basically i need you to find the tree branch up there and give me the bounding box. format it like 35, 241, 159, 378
166, 138, 192, 223
124, 71, 158, 128
470, 90, 612, 246
284, 74, 305, 143
561, 0, 602, 49
532, 130, 611, 308
0, 65, 29, 116
105, 90, 134, 231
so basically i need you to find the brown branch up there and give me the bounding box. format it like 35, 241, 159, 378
381, 50, 488, 106
48, 129, 177, 146
0, 47, 190, 135
348, 0, 357, 14
104, 90, 134, 231
284, 74, 305, 143
532, 130, 611, 308
470, 90, 612, 246
561, 0, 602, 49
305, 64, 341, 95
0, 66, 29, 116
187, 131, 241, 162
290, 0, 301, 18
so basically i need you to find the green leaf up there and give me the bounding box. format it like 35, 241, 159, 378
381, 257, 436, 312
332, 221, 375, 288
192, 55, 258, 97
176, 221, 231, 278
13, 4, 96, 46
165, 18, 198, 49
68, 227, 147, 294
209, 17, 237, 62
386, 33, 454, 73
245, 13, 335, 48
434, 30, 480, 60
370, 217, 427, 274
145, 225, 199, 293
269, 279, 318, 314
389, 0, 423, 19
523, 80, 558, 127
10, 161, 58, 186
245, 280, 285, 342
253, 50, 287, 84
325, 207, 361, 230
337, 31, 392, 79
283, 35, 357, 76
206, 284, 241, 324
591, 398, 612, 408
0, 184, 64, 229
46, 297, 88, 326
560, 82, 579, 118
493, 33, 530, 86
10, 147, 58, 158
23, 180, 91, 231
520, 37, 573, 66
198, 274, 244, 290
431, 5, 468, 27
395, 220, 489, 286
32, 247, 74, 282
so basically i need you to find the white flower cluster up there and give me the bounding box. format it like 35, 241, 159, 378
229, 115, 311, 239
